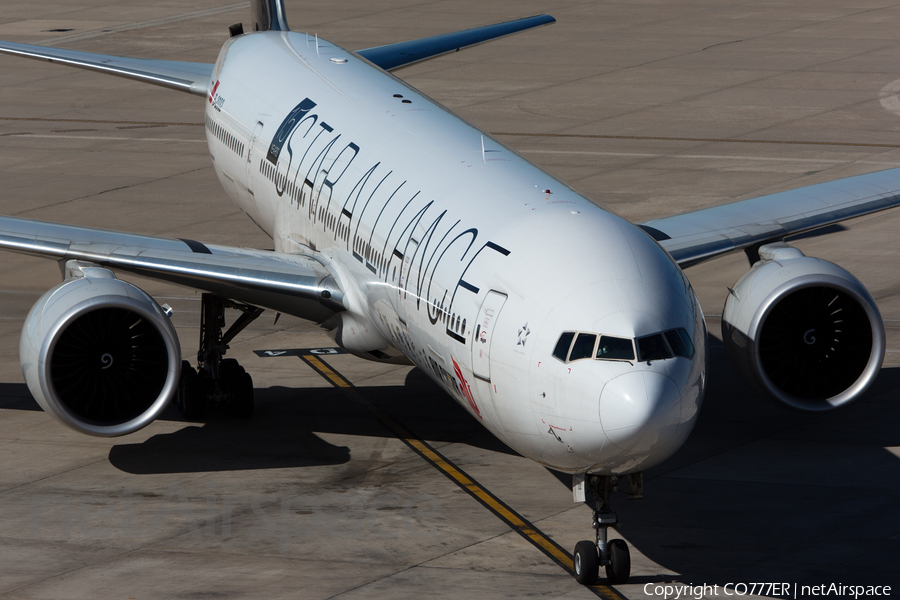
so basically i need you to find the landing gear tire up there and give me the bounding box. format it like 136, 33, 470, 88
605, 538, 630, 585
176, 361, 206, 420
183, 293, 261, 419
224, 368, 254, 418
573, 473, 640, 586
220, 358, 240, 372
573, 540, 599, 585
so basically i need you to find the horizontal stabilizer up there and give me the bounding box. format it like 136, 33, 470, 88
0, 40, 213, 96
641, 167, 900, 267
357, 14, 555, 71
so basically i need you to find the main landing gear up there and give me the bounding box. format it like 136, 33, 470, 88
176, 293, 263, 420
572, 472, 642, 586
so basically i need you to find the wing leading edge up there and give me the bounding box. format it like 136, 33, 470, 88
0, 41, 213, 96
357, 14, 556, 71
0, 217, 345, 323
640, 167, 900, 268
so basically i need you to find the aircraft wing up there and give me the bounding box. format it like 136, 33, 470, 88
357, 14, 556, 71
0, 14, 556, 90
0, 216, 344, 322
639, 167, 900, 268
0, 41, 213, 96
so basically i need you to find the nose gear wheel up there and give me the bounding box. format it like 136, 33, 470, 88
572, 473, 637, 586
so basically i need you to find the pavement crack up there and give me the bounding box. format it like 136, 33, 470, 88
12, 166, 213, 217
702, 39, 743, 51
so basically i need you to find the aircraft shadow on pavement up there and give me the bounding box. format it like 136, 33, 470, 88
0, 382, 41, 411
6, 357, 898, 588
610, 352, 900, 588
107, 367, 516, 475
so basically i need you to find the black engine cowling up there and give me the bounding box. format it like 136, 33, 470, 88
722, 244, 884, 411
20, 267, 181, 436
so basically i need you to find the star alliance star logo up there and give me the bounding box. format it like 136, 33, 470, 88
517, 322, 530, 346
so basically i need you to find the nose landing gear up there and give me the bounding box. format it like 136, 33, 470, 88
176, 293, 262, 419
572, 472, 640, 585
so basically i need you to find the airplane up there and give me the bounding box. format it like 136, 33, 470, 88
0, 0, 897, 587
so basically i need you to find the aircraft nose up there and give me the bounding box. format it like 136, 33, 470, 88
599, 371, 682, 452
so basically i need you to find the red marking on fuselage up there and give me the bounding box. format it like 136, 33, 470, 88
452, 356, 481, 419
208, 80, 220, 104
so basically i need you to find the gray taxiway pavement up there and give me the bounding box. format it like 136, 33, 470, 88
1, 1, 899, 599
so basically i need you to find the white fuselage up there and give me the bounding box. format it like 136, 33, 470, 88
203, 31, 706, 474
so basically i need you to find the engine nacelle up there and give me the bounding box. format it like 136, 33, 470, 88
722, 243, 884, 412
20, 265, 181, 436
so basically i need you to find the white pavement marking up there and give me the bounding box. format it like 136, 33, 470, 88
520, 149, 900, 166
12, 134, 205, 143
38, 2, 250, 46
880, 77, 900, 118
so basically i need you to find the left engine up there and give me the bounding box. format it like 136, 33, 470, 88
721, 243, 885, 411
19, 263, 181, 436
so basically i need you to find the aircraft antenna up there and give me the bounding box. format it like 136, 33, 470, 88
316, 34, 320, 56
481, 135, 486, 163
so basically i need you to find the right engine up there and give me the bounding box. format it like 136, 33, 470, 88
20, 263, 181, 436
722, 243, 885, 412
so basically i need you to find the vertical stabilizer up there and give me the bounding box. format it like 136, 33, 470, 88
251, 0, 290, 32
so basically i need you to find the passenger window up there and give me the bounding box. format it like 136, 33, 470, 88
553, 332, 575, 361
637, 334, 672, 362
569, 333, 597, 361
596, 336, 635, 361
665, 329, 693, 358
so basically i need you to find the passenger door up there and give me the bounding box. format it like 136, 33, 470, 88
471, 290, 507, 383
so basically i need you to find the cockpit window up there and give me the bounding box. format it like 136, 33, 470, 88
569, 333, 598, 361
596, 336, 635, 361
665, 329, 693, 358
678, 328, 695, 358
553, 332, 575, 360
554, 328, 692, 364
637, 334, 671, 362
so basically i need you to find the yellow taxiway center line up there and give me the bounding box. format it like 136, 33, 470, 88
299, 353, 624, 599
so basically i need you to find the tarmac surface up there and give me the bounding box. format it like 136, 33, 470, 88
1, 1, 900, 598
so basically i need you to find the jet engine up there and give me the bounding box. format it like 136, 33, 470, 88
721, 243, 884, 411
19, 264, 181, 436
